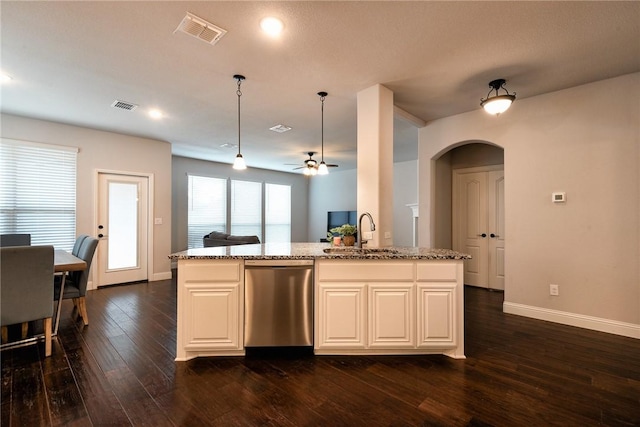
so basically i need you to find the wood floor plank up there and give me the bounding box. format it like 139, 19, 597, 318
3, 280, 640, 426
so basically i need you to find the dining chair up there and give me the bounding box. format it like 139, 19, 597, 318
72, 234, 89, 256
0, 233, 31, 247
0, 245, 55, 356
54, 236, 99, 326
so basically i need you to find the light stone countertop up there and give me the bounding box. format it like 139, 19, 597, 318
169, 242, 471, 260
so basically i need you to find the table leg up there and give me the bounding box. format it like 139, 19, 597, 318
53, 273, 66, 336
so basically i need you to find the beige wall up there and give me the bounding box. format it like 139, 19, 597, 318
418, 73, 640, 334
1, 113, 173, 285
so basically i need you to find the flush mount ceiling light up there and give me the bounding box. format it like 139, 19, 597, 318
232, 74, 247, 170
480, 79, 516, 115
148, 109, 163, 119
269, 124, 292, 133
1, 73, 13, 83
260, 17, 284, 37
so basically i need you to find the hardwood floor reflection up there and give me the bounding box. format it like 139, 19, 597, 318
2, 278, 639, 426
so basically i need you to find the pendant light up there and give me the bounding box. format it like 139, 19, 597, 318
480, 79, 516, 115
317, 91, 329, 175
232, 74, 247, 170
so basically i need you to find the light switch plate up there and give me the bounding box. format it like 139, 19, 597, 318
552, 192, 566, 203
154, 217, 163, 225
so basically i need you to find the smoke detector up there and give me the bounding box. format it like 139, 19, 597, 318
175, 12, 227, 45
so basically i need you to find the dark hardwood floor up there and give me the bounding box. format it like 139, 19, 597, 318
2, 277, 639, 426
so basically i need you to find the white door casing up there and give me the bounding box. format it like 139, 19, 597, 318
97, 172, 149, 286
453, 166, 505, 290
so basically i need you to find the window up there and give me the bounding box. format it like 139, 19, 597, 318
187, 175, 226, 248
265, 183, 291, 243
231, 180, 262, 239
0, 138, 77, 250
186, 175, 292, 248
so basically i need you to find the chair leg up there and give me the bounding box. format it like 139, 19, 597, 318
44, 318, 52, 357
78, 297, 89, 325
21, 322, 29, 339
1, 326, 7, 344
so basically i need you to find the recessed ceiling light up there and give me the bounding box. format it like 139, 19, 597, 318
1, 73, 13, 83
269, 124, 292, 133
148, 109, 163, 119
260, 17, 284, 37
220, 143, 237, 149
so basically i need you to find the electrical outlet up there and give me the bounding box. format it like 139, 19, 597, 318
549, 284, 559, 296
363, 231, 373, 240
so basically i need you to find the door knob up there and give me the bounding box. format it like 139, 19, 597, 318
478, 233, 487, 238
490, 233, 499, 238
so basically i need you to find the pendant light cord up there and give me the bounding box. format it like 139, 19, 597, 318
236, 78, 242, 153
319, 92, 326, 162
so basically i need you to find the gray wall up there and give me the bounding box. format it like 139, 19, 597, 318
419, 72, 640, 332
1, 113, 173, 284
171, 156, 309, 252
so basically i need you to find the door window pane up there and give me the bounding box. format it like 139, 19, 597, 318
231, 180, 262, 240
107, 181, 138, 269
188, 175, 226, 248
265, 183, 291, 243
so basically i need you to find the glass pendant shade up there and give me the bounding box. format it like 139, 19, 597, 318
233, 153, 246, 170
317, 161, 329, 175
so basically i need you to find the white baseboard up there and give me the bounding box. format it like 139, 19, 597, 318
503, 302, 640, 339
151, 271, 173, 281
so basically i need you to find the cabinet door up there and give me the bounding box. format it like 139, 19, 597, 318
316, 283, 366, 349
416, 284, 456, 348
368, 283, 415, 348
183, 282, 242, 350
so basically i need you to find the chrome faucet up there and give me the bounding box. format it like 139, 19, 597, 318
357, 212, 376, 248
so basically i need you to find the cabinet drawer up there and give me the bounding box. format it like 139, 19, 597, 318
317, 260, 414, 281
180, 260, 241, 282
416, 262, 457, 281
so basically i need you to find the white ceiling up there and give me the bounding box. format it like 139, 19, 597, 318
2, 1, 638, 173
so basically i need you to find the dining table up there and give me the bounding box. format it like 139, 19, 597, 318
54, 249, 87, 335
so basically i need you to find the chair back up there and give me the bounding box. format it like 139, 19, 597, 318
0, 234, 31, 247
70, 236, 99, 297
72, 234, 89, 256
1, 245, 54, 326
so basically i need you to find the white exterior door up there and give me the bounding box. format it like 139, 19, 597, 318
97, 173, 149, 286
453, 166, 504, 290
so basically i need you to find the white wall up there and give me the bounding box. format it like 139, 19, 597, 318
1, 113, 173, 283
418, 73, 640, 336
171, 156, 309, 252
393, 160, 418, 246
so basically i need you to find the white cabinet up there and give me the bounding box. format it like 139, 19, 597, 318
176, 259, 244, 361
368, 283, 415, 348
417, 283, 455, 348
317, 283, 366, 348
315, 259, 465, 358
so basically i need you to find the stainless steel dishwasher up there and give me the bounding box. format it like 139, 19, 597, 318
244, 259, 314, 347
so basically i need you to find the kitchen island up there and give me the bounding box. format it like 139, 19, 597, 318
169, 243, 470, 361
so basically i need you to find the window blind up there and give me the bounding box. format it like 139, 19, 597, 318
0, 138, 77, 250
231, 180, 262, 240
265, 183, 291, 243
187, 175, 226, 248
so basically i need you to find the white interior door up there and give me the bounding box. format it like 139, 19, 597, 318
488, 170, 505, 290
97, 173, 148, 286
453, 167, 504, 290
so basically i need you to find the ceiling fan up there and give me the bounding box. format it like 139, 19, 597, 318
288, 152, 339, 175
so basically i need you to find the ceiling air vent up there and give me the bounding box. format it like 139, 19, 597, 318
111, 100, 138, 111
175, 12, 227, 45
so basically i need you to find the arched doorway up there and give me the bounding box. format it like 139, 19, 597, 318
433, 141, 505, 289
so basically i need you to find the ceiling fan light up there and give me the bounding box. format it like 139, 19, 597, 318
317, 161, 329, 175
233, 153, 246, 170
481, 95, 515, 115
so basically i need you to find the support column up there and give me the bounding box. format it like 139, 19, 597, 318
356, 84, 394, 247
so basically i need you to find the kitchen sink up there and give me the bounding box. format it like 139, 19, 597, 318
322, 247, 399, 255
